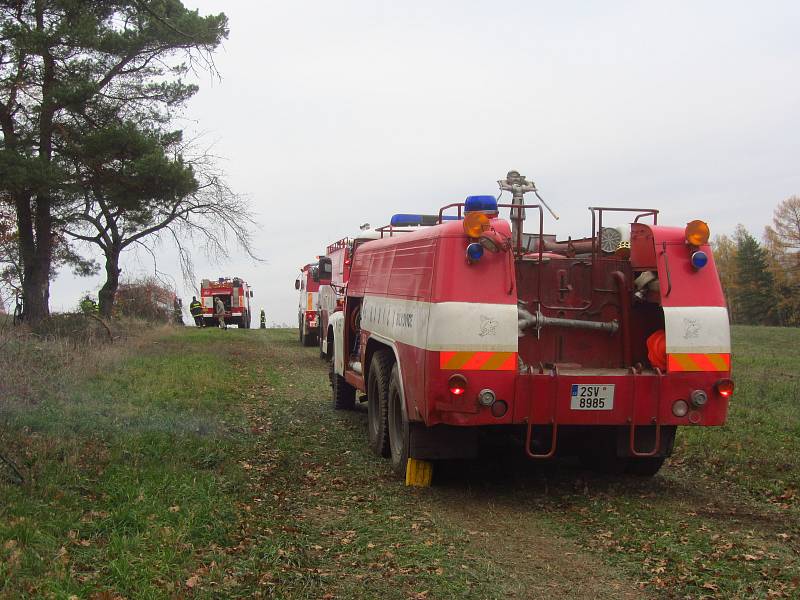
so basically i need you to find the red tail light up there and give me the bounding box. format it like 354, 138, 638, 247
716, 379, 734, 398
448, 374, 467, 396
305, 311, 315, 321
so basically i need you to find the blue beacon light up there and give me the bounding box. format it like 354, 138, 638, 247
466, 242, 484, 263
691, 250, 708, 270
464, 195, 498, 214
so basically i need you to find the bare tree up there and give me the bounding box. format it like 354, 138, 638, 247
63, 130, 257, 317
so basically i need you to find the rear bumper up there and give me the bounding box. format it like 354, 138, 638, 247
521, 368, 729, 427
426, 367, 730, 429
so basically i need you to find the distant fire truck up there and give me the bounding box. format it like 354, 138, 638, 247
200, 277, 254, 328
326, 172, 733, 485
296, 263, 320, 346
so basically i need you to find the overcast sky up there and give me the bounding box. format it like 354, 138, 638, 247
49, 0, 800, 324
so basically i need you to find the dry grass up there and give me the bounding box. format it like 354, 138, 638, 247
0, 315, 171, 408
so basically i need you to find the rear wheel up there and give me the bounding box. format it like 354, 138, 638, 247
579, 435, 627, 474
330, 354, 355, 410
387, 363, 410, 476
302, 330, 317, 346
626, 456, 666, 477
367, 350, 392, 457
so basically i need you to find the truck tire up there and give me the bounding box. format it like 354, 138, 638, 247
367, 350, 392, 457
626, 457, 665, 477
387, 363, 411, 476
302, 330, 317, 347
330, 356, 355, 410
298, 317, 303, 344
241, 311, 250, 329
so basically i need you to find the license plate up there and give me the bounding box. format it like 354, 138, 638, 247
570, 384, 615, 410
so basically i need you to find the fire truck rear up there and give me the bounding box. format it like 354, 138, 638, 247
327, 174, 733, 484
296, 263, 320, 346
200, 277, 254, 328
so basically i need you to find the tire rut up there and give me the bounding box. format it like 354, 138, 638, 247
427, 490, 650, 600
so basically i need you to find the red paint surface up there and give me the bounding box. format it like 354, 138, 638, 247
343, 210, 730, 442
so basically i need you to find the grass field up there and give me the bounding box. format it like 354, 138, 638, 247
1, 325, 798, 599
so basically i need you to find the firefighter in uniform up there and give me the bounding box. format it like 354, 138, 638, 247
189, 296, 204, 327
214, 296, 227, 329
260, 309, 266, 329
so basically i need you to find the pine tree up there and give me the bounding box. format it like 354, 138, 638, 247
0, 1, 228, 323
732, 227, 779, 325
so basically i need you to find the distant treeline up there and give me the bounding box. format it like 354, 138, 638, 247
713, 196, 800, 327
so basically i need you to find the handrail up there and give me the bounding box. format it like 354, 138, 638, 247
589, 207, 658, 261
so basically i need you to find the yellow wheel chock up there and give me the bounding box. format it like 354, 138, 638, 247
405, 458, 433, 487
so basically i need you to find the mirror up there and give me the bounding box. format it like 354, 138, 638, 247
318, 256, 333, 284
294, 279, 300, 290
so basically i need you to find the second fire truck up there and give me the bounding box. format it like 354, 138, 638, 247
296, 263, 320, 346
325, 173, 733, 485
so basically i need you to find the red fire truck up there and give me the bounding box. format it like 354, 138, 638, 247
296, 263, 321, 346
317, 228, 381, 358
200, 277, 254, 328
326, 175, 733, 485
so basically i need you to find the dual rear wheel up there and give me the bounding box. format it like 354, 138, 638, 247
370, 352, 410, 477
336, 348, 409, 477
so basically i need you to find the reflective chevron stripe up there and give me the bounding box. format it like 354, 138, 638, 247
667, 353, 731, 372
439, 351, 517, 371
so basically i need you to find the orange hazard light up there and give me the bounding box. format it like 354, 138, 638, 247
646, 330, 667, 371
685, 220, 710, 246
463, 212, 490, 238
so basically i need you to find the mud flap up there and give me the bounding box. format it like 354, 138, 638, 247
616, 425, 676, 457
405, 458, 433, 487
409, 424, 478, 460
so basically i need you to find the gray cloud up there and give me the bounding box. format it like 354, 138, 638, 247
50, 0, 800, 323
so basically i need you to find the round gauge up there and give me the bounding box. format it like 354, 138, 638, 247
600, 227, 622, 253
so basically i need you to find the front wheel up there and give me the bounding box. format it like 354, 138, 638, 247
319, 331, 326, 359
330, 356, 355, 410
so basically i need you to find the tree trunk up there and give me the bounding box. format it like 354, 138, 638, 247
98, 246, 121, 318
15, 191, 52, 325
18, 0, 56, 325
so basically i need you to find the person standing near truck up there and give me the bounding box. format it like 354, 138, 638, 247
189, 296, 204, 327
214, 296, 226, 329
